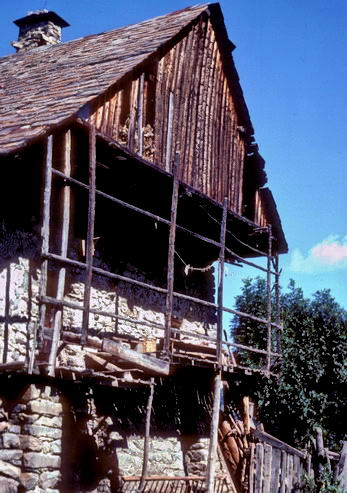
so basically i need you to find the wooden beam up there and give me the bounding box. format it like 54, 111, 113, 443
102, 339, 170, 376
85, 352, 125, 372
48, 129, 72, 376
206, 370, 222, 493
82, 125, 96, 345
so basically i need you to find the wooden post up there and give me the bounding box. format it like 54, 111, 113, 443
48, 130, 72, 376
337, 441, 347, 491
217, 198, 228, 363
266, 225, 273, 374
32, 135, 53, 374
163, 152, 180, 355
81, 125, 96, 345
315, 427, 325, 486
138, 378, 155, 493
206, 370, 222, 493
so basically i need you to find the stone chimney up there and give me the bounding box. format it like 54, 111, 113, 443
12, 10, 69, 52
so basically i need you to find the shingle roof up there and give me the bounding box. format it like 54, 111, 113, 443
0, 4, 210, 155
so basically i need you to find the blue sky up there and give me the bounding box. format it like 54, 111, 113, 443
0, 0, 346, 308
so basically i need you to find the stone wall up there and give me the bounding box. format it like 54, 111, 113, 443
0, 248, 216, 369
0, 382, 62, 493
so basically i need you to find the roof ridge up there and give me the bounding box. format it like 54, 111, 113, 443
0, 3, 211, 63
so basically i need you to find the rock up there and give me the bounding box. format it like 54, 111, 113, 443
18, 413, 39, 424
0, 459, 20, 479
0, 433, 20, 449
20, 472, 39, 490
28, 400, 62, 417
20, 386, 41, 403
49, 440, 61, 455
19, 435, 42, 452
22, 424, 62, 440
0, 449, 23, 466
40, 470, 61, 489
7, 425, 20, 434
0, 477, 18, 493
23, 452, 61, 470
35, 415, 62, 428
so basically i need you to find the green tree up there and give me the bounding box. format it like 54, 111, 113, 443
230, 278, 347, 450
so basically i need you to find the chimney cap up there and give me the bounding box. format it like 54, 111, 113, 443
13, 10, 70, 29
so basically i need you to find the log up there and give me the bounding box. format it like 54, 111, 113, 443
102, 339, 170, 376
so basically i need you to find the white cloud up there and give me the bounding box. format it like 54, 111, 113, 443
289, 235, 347, 273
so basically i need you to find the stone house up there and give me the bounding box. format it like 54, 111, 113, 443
0, 4, 287, 492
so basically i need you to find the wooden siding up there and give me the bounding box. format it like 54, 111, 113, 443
88, 16, 247, 215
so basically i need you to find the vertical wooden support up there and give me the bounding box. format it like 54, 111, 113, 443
273, 253, 282, 353
31, 135, 53, 374
165, 92, 174, 171
270, 448, 282, 493
266, 225, 273, 374
163, 152, 180, 355
138, 73, 145, 156
48, 130, 72, 376
81, 125, 96, 345
217, 198, 228, 363
315, 427, 325, 486
206, 370, 222, 493
279, 451, 287, 493
249, 443, 255, 492
138, 378, 155, 493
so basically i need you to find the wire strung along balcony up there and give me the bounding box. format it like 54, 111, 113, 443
24, 120, 284, 383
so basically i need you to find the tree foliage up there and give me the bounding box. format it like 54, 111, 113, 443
230, 278, 347, 450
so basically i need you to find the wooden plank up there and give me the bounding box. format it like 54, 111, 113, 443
251, 429, 306, 459
279, 451, 287, 493
81, 125, 96, 345
165, 91, 174, 171
249, 443, 255, 492
85, 352, 125, 372
254, 443, 264, 493
270, 448, 281, 493
137, 73, 145, 156
102, 339, 169, 375
263, 443, 272, 493
48, 129, 72, 376
287, 454, 293, 492
206, 370, 222, 493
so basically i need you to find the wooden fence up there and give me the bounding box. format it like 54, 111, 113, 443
248, 430, 308, 493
